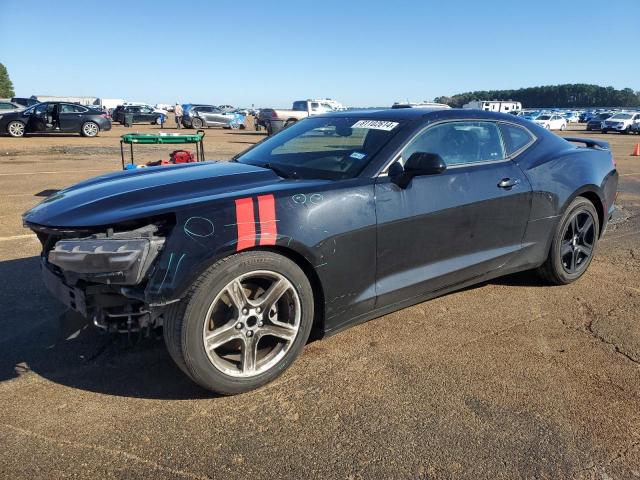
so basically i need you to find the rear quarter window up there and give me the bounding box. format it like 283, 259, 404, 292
499, 123, 535, 156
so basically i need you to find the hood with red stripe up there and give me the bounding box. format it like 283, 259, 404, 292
23, 161, 287, 228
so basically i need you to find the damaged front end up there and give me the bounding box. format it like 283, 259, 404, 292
28, 218, 172, 334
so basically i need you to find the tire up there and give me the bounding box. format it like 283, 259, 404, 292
163, 251, 314, 395
191, 117, 203, 129
285, 119, 297, 128
81, 121, 99, 137
537, 196, 599, 285
560, 124, 566, 131
7, 121, 25, 137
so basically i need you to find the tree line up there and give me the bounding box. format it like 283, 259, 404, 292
433, 84, 640, 108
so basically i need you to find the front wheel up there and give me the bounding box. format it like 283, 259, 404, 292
163, 251, 314, 395
81, 121, 99, 137
191, 117, 203, 128
7, 121, 25, 137
537, 197, 599, 285
560, 124, 566, 131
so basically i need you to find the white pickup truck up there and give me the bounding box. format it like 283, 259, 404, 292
257, 99, 340, 135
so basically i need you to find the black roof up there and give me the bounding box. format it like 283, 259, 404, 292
320, 108, 530, 125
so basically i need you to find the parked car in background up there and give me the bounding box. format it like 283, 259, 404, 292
258, 99, 340, 135
112, 105, 164, 125
521, 111, 541, 121
533, 114, 567, 130
0, 99, 23, 114
563, 111, 580, 123
631, 121, 640, 134
1, 102, 111, 137
181, 104, 245, 129
586, 112, 612, 131
601, 112, 640, 134
11, 97, 39, 108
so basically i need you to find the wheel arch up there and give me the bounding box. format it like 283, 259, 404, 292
249, 245, 326, 339
562, 186, 605, 237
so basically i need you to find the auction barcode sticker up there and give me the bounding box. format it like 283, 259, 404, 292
351, 120, 399, 131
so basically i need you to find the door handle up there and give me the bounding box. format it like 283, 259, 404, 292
498, 178, 520, 189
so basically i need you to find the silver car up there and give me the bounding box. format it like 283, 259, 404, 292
182, 105, 243, 129
0, 99, 22, 114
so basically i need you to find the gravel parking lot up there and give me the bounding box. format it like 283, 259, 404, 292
0, 123, 638, 479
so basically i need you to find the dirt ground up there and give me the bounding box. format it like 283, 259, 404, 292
0, 122, 639, 479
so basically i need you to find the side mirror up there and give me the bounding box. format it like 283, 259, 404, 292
390, 152, 446, 188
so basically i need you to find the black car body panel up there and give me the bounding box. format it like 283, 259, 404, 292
0, 102, 111, 135
24, 109, 618, 335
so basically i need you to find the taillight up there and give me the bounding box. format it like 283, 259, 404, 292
611, 154, 616, 168
271, 110, 278, 119
101, 113, 109, 118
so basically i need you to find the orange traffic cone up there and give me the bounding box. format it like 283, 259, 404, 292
633, 144, 640, 156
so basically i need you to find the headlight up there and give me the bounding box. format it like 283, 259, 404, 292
49, 237, 164, 284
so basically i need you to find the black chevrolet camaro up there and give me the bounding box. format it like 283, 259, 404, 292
23, 109, 618, 394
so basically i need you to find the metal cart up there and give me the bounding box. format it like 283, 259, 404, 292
120, 130, 206, 169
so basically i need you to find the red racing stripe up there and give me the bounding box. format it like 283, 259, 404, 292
257, 194, 277, 246
235, 197, 256, 251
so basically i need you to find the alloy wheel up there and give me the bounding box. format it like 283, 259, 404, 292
83, 122, 98, 136
202, 270, 301, 377
560, 210, 595, 274
8, 121, 25, 137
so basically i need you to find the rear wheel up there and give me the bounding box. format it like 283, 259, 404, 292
285, 119, 297, 128
560, 124, 566, 131
163, 251, 314, 395
7, 121, 25, 137
537, 197, 599, 285
81, 121, 99, 137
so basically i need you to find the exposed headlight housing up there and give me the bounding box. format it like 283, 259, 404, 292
48, 227, 165, 285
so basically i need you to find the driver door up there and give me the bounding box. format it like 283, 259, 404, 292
374, 120, 532, 307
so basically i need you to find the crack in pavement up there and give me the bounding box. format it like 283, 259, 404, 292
566, 300, 640, 367
2, 423, 213, 480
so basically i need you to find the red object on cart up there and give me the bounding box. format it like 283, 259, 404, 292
170, 149, 196, 163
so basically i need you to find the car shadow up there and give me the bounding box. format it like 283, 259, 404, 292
0, 256, 213, 400
0, 257, 548, 400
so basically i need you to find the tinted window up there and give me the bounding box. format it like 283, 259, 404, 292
60, 104, 87, 113
403, 121, 505, 166
499, 123, 534, 156
0, 102, 14, 109
292, 101, 307, 111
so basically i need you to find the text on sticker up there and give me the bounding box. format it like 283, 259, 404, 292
351, 120, 399, 131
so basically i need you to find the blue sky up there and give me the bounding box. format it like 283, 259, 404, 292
1, 0, 638, 107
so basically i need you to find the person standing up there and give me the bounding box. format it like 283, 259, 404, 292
174, 103, 183, 129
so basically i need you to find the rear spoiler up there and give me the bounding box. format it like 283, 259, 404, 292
564, 137, 610, 150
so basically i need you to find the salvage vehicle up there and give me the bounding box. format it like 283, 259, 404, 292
181, 104, 245, 129
601, 112, 640, 134
2, 102, 111, 137
23, 109, 618, 394
257, 99, 339, 135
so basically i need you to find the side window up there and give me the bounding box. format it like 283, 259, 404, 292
402, 121, 505, 166
0, 102, 13, 109
499, 123, 535, 156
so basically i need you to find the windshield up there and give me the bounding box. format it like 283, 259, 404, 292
235, 116, 402, 180
610, 113, 632, 120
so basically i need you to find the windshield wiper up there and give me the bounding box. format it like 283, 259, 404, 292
261, 163, 296, 179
